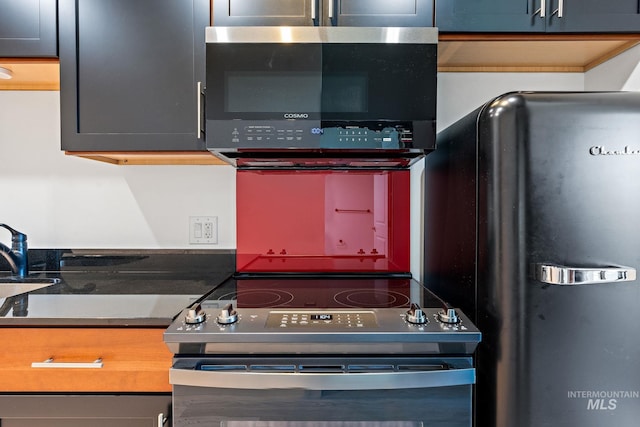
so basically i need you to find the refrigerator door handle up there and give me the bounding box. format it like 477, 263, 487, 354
535, 264, 637, 285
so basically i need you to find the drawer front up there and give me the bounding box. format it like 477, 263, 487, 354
0, 394, 171, 426
0, 328, 172, 392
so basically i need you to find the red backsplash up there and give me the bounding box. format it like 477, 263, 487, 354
236, 169, 411, 273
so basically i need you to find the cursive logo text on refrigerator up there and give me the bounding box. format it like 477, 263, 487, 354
589, 146, 640, 156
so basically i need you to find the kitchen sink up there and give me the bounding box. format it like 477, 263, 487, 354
0, 277, 61, 299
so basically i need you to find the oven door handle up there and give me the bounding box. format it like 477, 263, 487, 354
170, 367, 475, 390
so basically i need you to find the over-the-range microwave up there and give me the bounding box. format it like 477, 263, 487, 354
204, 26, 438, 168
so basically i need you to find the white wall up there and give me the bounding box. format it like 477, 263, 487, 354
586, 44, 640, 91
437, 72, 584, 131
0, 91, 236, 249
0, 61, 634, 249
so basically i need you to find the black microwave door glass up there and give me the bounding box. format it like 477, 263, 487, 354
207, 43, 324, 120
206, 43, 436, 121
226, 71, 322, 113
320, 72, 368, 114
225, 70, 368, 115
320, 43, 436, 121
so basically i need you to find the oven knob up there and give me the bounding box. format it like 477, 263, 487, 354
185, 303, 207, 325
406, 303, 427, 325
437, 308, 460, 324
217, 303, 239, 325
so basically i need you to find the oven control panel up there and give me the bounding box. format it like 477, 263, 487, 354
266, 310, 378, 329
164, 304, 482, 356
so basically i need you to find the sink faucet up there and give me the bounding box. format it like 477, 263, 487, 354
0, 224, 28, 278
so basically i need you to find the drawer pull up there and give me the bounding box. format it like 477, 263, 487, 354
31, 357, 104, 369
197, 81, 203, 139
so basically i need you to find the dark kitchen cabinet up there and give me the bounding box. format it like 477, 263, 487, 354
213, 0, 433, 27
0, 395, 171, 427
436, 0, 640, 33
59, 0, 209, 152
0, 0, 57, 57
435, 0, 545, 32
546, 0, 640, 32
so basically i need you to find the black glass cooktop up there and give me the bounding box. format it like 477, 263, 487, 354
164, 274, 482, 356
197, 275, 444, 310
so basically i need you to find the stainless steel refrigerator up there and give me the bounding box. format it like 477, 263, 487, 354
424, 91, 640, 427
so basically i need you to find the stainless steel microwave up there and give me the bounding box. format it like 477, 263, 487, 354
204, 26, 438, 168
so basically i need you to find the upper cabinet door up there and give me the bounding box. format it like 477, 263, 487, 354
59, 0, 209, 151
213, 0, 318, 26
0, 0, 57, 57
213, 0, 434, 26
436, 0, 546, 32
546, 0, 640, 32
323, 0, 433, 27
437, 0, 640, 33
331, 0, 434, 26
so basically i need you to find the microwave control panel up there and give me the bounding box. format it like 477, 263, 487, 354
207, 120, 413, 149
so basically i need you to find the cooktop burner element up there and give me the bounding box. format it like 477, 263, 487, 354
204, 276, 422, 309
216, 289, 295, 308
333, 289, 411, 308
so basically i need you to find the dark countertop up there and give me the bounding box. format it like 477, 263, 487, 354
0, 249, 235, 327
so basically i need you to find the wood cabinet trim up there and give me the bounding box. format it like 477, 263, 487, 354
65, 151, 229, 165
438, 34, 640, 72
0, 58, 59, 90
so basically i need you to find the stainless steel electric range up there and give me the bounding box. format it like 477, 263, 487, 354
165, 275, 479, 354
164, 275, 480, 427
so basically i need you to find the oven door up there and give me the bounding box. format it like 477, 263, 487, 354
170, 356, 475, 427
205, 27, 437, 153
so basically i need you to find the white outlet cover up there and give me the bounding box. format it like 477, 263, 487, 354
189, 216, 218, 244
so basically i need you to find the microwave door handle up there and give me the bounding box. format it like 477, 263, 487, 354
535, 264, 637, 285
170, 367, 476, 390
197, 81, 203, 140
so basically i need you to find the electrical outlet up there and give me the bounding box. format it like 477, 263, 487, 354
189, 216, 218, 244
